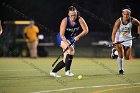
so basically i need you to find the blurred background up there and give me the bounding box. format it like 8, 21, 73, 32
0, 0, 140, 58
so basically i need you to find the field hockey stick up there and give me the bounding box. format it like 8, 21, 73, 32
52, 40, 75, 67
105, 36, 140, 47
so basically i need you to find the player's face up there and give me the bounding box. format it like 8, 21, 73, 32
68, 11, 77, 22
122, 11, 131, 20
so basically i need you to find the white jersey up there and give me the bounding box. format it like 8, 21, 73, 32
117, 17, 133, 47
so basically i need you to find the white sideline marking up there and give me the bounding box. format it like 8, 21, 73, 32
0, 70, 35, 71
31, 82, 140, 93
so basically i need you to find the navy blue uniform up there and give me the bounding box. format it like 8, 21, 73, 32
57, 16, 80, 46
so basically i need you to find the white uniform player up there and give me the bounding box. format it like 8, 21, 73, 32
118, 17, 132, 47
112, 5, 140, 75
111, 17, 132, 59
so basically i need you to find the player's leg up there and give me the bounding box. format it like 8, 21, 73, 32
51, 41, 68, 73
50, 35, 66, 77
123, 46, 131, 60
62, 41, 75, 76
50, 59, 65, 77
116, 44, 124, 74
111, 31, 119, 59
50, 41, 74, 77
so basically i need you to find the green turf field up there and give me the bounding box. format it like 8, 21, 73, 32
0, 57, 140, 93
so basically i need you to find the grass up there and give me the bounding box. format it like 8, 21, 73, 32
0, 57, 140, 93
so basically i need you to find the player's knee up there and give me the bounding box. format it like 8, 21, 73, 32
67, 49, 74, 55
124, 54, 130, 60
125, 57, 129, 60
118, 55, 123, 59
69, 47, 75, 55
70, 50, 75, 55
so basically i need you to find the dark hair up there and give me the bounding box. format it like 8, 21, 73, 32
68, 6, 80, 17
68, 6, 77, 11
122, 5, 131, 11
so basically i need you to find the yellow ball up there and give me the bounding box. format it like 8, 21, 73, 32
78, 75, 82, 80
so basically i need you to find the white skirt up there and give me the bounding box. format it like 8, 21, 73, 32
119, 37, 132, 47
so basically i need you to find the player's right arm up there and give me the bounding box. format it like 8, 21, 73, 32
112, 19, 120, 43
60, 18, 70, 46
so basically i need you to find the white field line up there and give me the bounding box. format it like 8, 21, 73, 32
31, 82, 140, 93
0, 69, 35, 71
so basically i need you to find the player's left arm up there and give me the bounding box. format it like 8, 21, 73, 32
0, 20, 3, 35
132, 18, 140, 35
74, 17, 89, 42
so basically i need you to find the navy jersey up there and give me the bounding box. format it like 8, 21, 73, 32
65, 16, 80, 37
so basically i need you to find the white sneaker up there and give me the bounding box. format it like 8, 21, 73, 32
50, 71, 61, 77
65, 70, 74, 77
